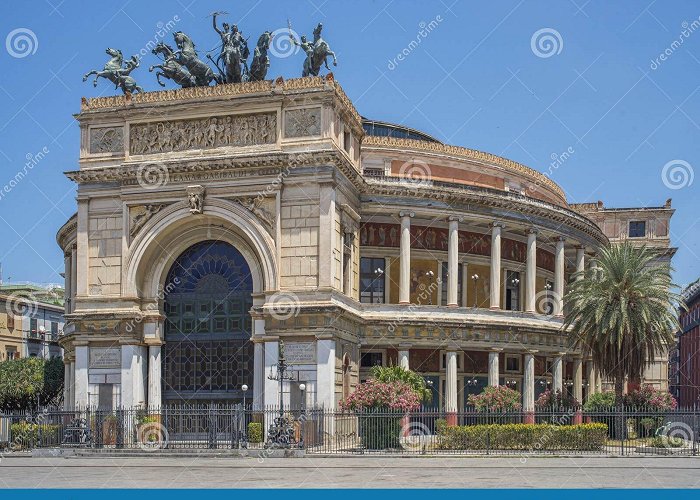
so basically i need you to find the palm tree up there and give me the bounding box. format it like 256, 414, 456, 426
564, 242, 682, 408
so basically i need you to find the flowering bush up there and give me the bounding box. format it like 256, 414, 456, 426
535, 389, 580, 409
339, 379, 421, 412
467, 385, 522, 412
625, 384, 677, 410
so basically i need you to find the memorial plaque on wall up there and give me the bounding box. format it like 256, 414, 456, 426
89, 347, 121, 368
285, 342, 316, 364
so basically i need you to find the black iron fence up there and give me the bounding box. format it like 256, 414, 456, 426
1, 405, 698, 456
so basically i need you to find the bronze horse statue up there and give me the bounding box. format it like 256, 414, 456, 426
150, 42, 197, 88
83, 48, 143, 94
308, 23, 337, 76
248, 31, 273, 81
173, 31, 221, 86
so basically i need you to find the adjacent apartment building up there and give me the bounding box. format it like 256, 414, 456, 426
676, 280, 700, 406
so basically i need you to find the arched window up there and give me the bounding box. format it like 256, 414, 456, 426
162, 240, 254, 404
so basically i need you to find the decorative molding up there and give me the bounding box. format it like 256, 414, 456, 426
130, 112, 276, 155
186, 185, 205, 214
233, 196, 275, 228
362, 135, 566, 203
129, 204, 166, 237
284, 108, 321, 138
89, 127, 124, 154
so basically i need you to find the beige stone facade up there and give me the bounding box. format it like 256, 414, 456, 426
56, 77, 673, 411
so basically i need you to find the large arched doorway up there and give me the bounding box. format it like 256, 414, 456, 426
162, 240, 254, 404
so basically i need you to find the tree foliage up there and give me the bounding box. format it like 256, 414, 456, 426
370, 364, 433, 403
0, 357, 64, 411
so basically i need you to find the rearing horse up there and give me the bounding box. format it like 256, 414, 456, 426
83, 48, 143, 94
173, 31, 221, 86
249, 31, 272, 82
309, 23, 337, 77
150, 42, 197, 88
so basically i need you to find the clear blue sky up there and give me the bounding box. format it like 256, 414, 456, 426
1, 0, 698, 287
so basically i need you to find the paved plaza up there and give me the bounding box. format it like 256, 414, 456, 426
0, 456, 699, 488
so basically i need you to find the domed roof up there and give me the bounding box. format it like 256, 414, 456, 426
361, 118, 441, 143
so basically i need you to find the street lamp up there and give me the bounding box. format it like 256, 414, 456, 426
471, 274, 479, 308
239, 384, 249, 449
424, 270, 435, 305
265, 340, 296, 449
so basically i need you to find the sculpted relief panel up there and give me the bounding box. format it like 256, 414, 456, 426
129, 112, 277, 155
89, 126, 124, 154
284, 108, 321, 138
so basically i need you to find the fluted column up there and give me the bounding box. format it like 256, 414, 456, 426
489, 223, 503, 309
384, 257, 392, 303
552, 354, 563, 393
147, 345, 162, 409
488, 349, 501, 386
525, 229, 537, 312
70, 248, 77, 313
573, 357, 583, 403
399, 211, 414, 304
575, 246, 586, 280
445, 351, 458, 414
63, 253, 71, 315
554, 237, 565, 316
447, 217, 461, 307
523, 351, 536, 411
398, 349, 410, 370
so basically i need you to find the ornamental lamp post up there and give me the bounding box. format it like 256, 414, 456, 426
265, 340, 296, 449
471, 274, 479, 308
238, 384, 249, 449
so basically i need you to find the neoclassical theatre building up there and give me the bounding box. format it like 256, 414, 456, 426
57, 76, 675, 411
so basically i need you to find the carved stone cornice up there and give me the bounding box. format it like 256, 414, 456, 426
362, 177, 607, 246
362, 135, 566, 203
56, 212, 78, 250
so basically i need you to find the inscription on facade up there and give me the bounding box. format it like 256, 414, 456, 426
89, 347, 121, 368
129, 112, 277, 155
284, 108, 321, 138
285, 342, 316, 364
89, 127, 124, 154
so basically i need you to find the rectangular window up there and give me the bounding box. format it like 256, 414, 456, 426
360, 257, 385, 303
505, 354, 521, 373
360, 351, 383, 368
629, 220, 646, 238
505, 270, 521, 311
440, 262, 463, 306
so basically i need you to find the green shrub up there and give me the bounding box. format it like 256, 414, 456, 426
437, 423, 608, 451
583, 391, 616, 411
248, 422, 262, 443
0, 357, 64, 411
10, 421, 61, 449
467, 386, 522, 412
648, 436, 684, 448
639, 417, 662, 437
358, 414, 402, 449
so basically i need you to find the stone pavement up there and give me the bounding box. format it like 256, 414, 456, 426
0, 456, 699, 488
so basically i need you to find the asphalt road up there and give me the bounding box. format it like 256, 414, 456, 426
1, 456, 699, 488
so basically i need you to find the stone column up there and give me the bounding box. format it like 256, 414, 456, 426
68, 360, 75, 408
595, 368, 602, 393
147, 345, 162, 409
523, 351, 536, 422
63, 362, 71, 410
399, 211, 414, 304
76, 200, 88, 298
253, 341, 264, 409
445, 351, 458, 424
70, 249, 77, 313
461, 262, 469, 307
63, 253, 71, 315
554, 237, 565, 316
74, 346, 88, 408
121, 345, 146, 408
398, 349, 410, 370
525, 229, 537, 313
264, 341, 280, 408
317, 338, 336, 409
490, 223, 503, 309
447, 217, 461, 307
586, 360, 596, 398
384, 257, 392, 304
575, 246, 586, 279
572, 357, 583, 403
552, 354, 563, 393
488, 349, 501, 386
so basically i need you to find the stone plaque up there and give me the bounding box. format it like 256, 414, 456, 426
89, 127, 124, 154
89, 347, 121, 368
284, 108, 321, 138
285, 342, 316, 364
